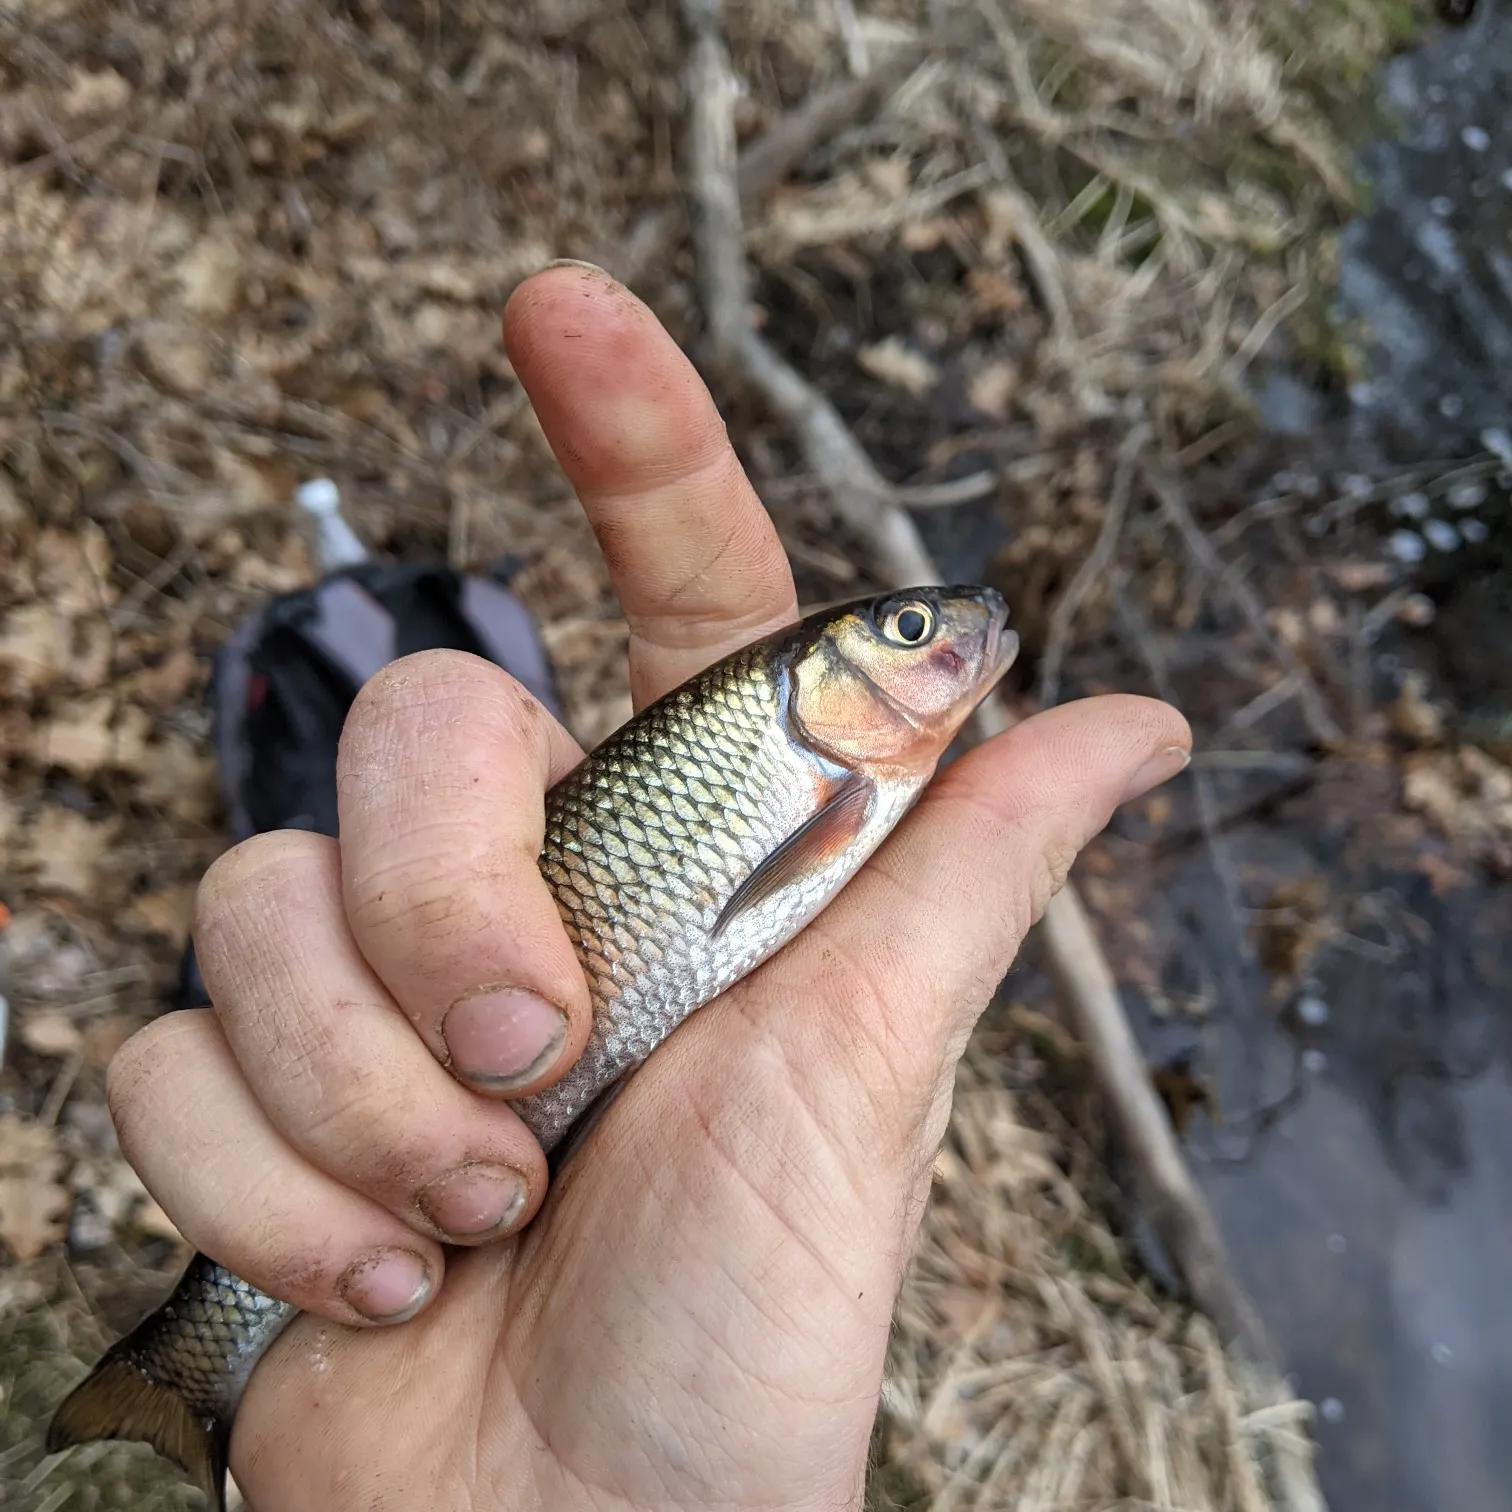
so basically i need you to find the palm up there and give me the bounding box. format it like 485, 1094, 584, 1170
236, 899, 939, 1511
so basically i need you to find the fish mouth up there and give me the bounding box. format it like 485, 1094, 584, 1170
968, 586, 1016, 685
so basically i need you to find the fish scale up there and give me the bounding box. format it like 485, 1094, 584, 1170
47, 586, 1015, 1512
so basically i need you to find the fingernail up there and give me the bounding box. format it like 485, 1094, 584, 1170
1120, 744, 1191, 805
544, 257, 608, 274
416, 1162, 528, 1240
441, 988, 567, 1091
338, 1247, 432, 1323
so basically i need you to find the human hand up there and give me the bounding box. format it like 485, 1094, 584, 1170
104, 263, 1191, 1511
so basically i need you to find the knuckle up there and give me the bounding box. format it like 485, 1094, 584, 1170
196, 831, 331, 941
105, 1015, 188, 1158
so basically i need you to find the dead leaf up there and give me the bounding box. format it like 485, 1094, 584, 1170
20, 1009, 84, 1058
0, 603, 70, 696
1387, 673, 1443, 746
1328, 559, 1393, 592
60, 65, 132, 118
36, 525, 112, 614
176, 235, 242, 317
127, 646, 200, 711
134, 734, 221, 823
123, 885, 196, 946
857, 336, 938, 398
1417, 850, 1471, 897
0, 1114, 69, 1261
21, 806, 121, 896
137, 320, 216, 396
32, 696, 152, 777
965, 266, 1025, 316
967, 360, 1019, 420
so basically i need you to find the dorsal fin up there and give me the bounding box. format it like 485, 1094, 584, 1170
712, 772, 874, 938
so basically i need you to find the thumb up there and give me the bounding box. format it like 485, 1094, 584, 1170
747, 692, 1189, 1187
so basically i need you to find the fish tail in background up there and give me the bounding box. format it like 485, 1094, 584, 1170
47, 1333, 230, 1512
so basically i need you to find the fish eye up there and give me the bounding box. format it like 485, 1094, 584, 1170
880, 601, 934, 645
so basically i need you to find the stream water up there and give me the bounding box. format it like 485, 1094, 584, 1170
1158, 7, 1512, 1509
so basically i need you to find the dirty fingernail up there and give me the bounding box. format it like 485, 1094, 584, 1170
544, 257, 608, 274
442, 988, 567, 1092
338, 1247, 432, 1323
417, 1162, 528, 1241
1120, 744, 1191, 805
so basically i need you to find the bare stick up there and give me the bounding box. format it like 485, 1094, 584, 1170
1037, 423, 1149, 710
607, 42, 918, 290
679, 0, 1304, 1414
1143, 463, 1343, 748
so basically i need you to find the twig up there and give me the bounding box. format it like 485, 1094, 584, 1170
1143, 463, 1344, 749
677, 24, 1320, 1508
1037, 423, 1150, 710
894, 470, 997, 509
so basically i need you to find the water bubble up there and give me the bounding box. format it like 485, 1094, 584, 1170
1503, 168, 1512, 193
1439, 393, 1464, 419
1320, 1397, 1346, 1424
1388, 530, 1427, 564
1481, 426, 1512, 465
1430, 195, 1455, 218
1390, 491, 1431, 519
1296, 994, 1330, 1027
1341, 473, 1374, 500
1423, 519, 1460, 552
1427, 84, 1447, 104
1432, 1343, 1455, 1367
1453, 52, 1473, 74
1349, 382, 1376, 408
1448, 480, 1487, 509
1302, 1048, 1329, 1074
1460, 518, 1488, 544
1462, 125, 1490, 152
1326, 1233, 1347, 1255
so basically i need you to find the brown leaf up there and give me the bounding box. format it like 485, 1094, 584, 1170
134, 734, 221, 824
123, 885, 196, 946
0, 1114, 70, 1261
19, 1008, 84, 1058
32, 696, 152, 777
967, 360, 1018, 420
21, 806, 121, 896
127, 646, 200, 711
857, 336, 939, 398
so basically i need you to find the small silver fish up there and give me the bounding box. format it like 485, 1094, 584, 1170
49, 585, 1016, 1509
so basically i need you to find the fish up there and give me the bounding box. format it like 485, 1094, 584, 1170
47, 584, 1017, 1510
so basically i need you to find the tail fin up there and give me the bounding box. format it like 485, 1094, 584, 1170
47, 1343, 229, 1512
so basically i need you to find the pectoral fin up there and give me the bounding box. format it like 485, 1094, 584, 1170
712, 772, 875, 938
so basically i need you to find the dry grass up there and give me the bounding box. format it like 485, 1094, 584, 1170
0, 1, 1432, 1507
878, 1037, 1316, 1510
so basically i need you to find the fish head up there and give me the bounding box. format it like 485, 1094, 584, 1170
786, 585, 1018, 774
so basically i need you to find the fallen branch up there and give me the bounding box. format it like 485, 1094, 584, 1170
678, 5, 1324, 1509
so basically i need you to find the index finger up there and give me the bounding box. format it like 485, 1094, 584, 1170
504, 263, 798, 709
